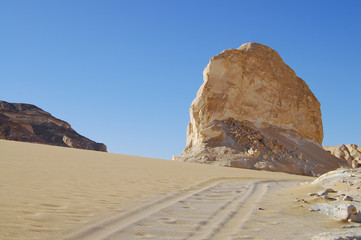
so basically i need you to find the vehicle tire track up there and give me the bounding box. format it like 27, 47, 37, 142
63, 178, 234, 240
64, 179, 292, 240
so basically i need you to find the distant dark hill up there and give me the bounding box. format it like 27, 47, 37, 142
0, 101, 107, 152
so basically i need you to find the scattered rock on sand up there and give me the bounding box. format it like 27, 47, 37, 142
308, 168, 361, 224
174, 42, 343, 176
300, 168, 361, 237
312, 168, 361, 191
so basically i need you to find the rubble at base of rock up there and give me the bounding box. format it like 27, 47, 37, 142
175, 118, 343, 176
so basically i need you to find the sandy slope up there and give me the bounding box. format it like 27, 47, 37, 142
0, 139, 339, 240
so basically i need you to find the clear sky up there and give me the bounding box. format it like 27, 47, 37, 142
1, 0, 360, 159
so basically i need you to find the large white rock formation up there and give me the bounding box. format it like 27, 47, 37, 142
174, 43, 343, 176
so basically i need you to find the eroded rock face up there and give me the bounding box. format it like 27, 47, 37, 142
175, 42, 343, 176
187, 42, 323, 148
324, 144, 361, 168
0, 101, 107, 151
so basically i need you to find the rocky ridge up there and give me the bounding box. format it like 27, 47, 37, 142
0, 101, 107, 151
174, 42, 343, 176
324, 144, 361, 168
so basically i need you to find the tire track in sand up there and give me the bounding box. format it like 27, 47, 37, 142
65, 179, 284, 240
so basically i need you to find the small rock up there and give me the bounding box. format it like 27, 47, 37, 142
258, 207, 264, 210
349, 211, 361, 223
317, 191, 327, 196
309, 206, 320, 212
308, 192, 317, 196
322, 194, 336, 201
325, 188, 337, 193
344, 195, 353, 201
296, 198, 309, 203
322, 194, 330, 199
342, 224, 361, 228
323, 195, 336, 201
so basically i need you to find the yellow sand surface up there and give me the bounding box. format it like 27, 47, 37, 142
0, 139, 313, 240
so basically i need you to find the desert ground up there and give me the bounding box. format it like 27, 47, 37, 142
0, 139, 353, 240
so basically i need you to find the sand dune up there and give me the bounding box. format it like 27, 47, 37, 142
1, 139, 343, 240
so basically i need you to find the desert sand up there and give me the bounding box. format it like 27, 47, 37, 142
1, 139, 351, 240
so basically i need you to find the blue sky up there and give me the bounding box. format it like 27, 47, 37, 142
1, 0, 360, 159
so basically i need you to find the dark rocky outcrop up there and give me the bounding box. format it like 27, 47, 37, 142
0, 101, 107, 151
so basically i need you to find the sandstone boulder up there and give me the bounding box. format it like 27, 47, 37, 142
174, 42, 343, 176
0, 101, 107, 151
